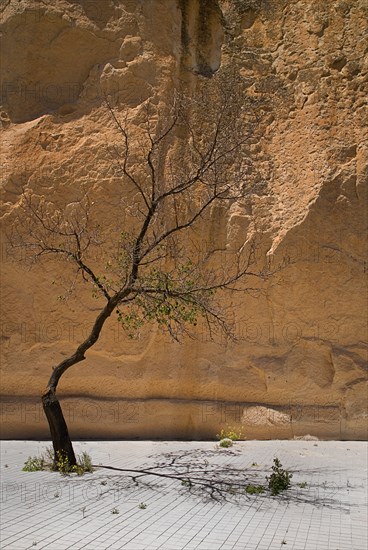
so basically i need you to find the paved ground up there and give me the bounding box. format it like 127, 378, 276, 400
0, 440, 367, 550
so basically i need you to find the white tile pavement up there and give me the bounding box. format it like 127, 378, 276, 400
0, 440, 367, 550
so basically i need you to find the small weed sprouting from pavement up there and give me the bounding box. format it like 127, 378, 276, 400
245, 484, 265, 495
216, 426, 244, 441
216, 426, 245, 450
22, 456, 45, 472
78, 451, 93, 473
138, 502, 147, 509
111, 508, 119, 514
56, 450, 94, 476
181, 479, 191, 487
297, 482, 308, 488
55, 451, 71, 475
267, 458, 293, 495
219, 438, 233, 448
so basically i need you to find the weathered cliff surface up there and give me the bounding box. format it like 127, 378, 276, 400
1, 0, 367, 439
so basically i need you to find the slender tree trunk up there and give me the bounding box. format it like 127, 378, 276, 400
42, 389, 77, 467
40, 294, 126, 467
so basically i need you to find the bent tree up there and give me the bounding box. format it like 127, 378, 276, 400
11, 75, 266, 467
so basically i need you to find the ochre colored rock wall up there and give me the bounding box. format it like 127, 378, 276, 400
1, 0, 367, 440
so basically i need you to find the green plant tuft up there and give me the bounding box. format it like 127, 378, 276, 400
181, 479, 191, 487
78, 451, 94, 473
245, 484, 265, 494
216, 426, 245, 441
267, 458, 292, 495
55, 450, 94, 476
55, 451, 71, 475
219, 438, 233, 448
297, 481, 307, 488
22, 456, 45, 472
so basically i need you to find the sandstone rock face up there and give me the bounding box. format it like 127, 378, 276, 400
1, 0, 367, 440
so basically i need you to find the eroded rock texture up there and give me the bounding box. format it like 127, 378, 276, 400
0, 0, 367, 439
